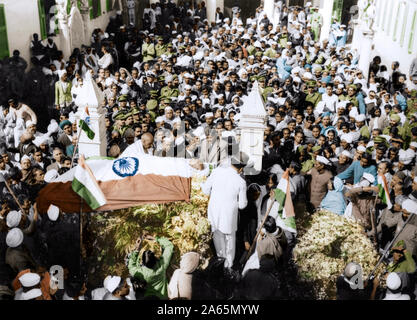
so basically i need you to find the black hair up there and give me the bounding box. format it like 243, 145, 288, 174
142, 250, 157, 269
66, 278, 84, 298
264, 216, 277, 234
361, 152, 372, 163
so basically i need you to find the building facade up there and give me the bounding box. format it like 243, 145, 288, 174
372, 0, 417, 82
0, 0, 119, 64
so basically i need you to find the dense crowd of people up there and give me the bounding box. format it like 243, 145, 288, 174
1, 0, 417, 300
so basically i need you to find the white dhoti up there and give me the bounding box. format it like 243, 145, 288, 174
212, 230, 236, 269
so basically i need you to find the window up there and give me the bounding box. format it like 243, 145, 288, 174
376, 0, 385, 27
89, 0, 102, 20
38, 0, 47, 40
67, 0, 72, 15
332, 0, 343, 22
392, 2, 402, 41
400, 4, 409, 47
409, 11, 417, 54
386, 1, 394, 35
106, 0, 113, 12
382, 0, 389, 31
0, 4, 9, 59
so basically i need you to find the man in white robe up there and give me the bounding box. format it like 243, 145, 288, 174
202, 153, 248, 269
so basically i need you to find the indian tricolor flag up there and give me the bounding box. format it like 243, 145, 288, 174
377, 173, 392, 209
79, 107, 95, 140
274, 169, 297, 234
36, 152, 194, 214
71, 155, 106, 210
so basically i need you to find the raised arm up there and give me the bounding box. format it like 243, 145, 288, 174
337, 162, 355, 181
157, 236, 174, 271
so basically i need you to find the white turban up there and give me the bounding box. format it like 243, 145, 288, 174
105, 276, 121, 293
403, 199, 417, 214
47, 120, 59, 134
362, 172, 375, 184
341, 134, 353, 144
6, 228, 24, 248
155, 116, 165, 124
6, 210, 22, 228
316, 156, 330, 165
33, 135, 49, 147
193, 127, 206, 140
165, 75, 173, 83
44, 169, 59, 183
355, 114, 366, 122
57, 70, 67, 79
357, 146, 367, 153
19, 273, 41, 288
47, 205, 60, 221
386, 273, 402, 291
399, 149, 413, 165
21, 155, 31, 163
341, 150, 353, 159
303, 72, 313, 80
349, 108, 359, 119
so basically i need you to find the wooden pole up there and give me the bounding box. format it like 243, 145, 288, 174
0, 174, 27, 216
370, 193, 379, 247
244, 196, 276, 265
70, 117, 84, 169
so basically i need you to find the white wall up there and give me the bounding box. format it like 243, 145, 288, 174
372, 0, 417, 85
0, 0, 42, 67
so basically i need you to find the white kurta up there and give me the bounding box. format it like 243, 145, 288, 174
202, 166, 247, 234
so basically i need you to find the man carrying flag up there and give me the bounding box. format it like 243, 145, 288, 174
377, 162, 393, 210
272, 169, 297, 243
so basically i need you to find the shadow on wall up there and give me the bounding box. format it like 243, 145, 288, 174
224, 0, 261, 21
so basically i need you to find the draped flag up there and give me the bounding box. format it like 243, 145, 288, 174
36, 149, 196, 213
273, 170, 297, 234
72, 155, 106, 210
377, 174, 392, 210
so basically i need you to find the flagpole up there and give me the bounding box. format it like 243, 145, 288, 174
370, 192, 379, 248
0, 173, 27, 216
71, 110, 86, 169
80, 195, 84, 272
243, 197, 276, 266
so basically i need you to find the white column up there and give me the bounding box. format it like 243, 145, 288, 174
75, 75, 108, 158
206, 0, 224, 24
264, 0, 275, 24
358, 30, 374, 81
319, 0, 334, 42
238, 82, 267, 175
350, 20, 362, 52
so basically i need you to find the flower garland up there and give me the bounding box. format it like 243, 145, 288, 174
293, 210, 385, 299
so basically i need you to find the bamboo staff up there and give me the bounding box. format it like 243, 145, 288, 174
0, 173, 27, 216
70, 111, 86, 169
243, 196, 276, 265
370, 191, 379, 248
